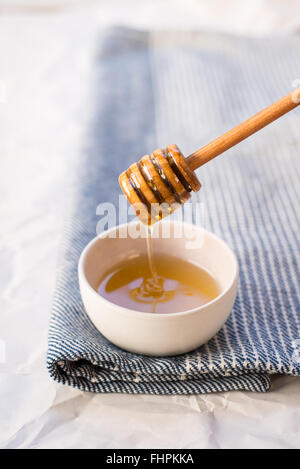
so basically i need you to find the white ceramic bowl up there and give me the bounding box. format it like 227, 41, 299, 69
78, 221, 239, 356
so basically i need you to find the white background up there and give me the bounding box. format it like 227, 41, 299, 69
1, 0, 300, 449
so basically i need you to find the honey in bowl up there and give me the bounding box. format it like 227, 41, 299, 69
97, 252, 220, 314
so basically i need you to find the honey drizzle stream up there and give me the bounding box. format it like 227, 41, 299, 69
129, 225, 173, 313
146, 226, 157, 280
146, 226, 158, 313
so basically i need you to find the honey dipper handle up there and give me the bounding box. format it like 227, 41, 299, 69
186, 87, 300, 171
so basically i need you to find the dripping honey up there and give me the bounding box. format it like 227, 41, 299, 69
97, 230, 220, 314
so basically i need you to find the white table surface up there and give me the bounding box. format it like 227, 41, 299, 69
1, 0, 300, 449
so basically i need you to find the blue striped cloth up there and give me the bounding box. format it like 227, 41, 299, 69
47, 28, 300, 394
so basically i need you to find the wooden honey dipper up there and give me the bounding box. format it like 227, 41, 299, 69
119, 87, 300, 225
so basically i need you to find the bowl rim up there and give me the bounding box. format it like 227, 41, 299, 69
78, 220, 239, 319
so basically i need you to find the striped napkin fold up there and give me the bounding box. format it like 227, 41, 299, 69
47, 27, 300, 394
